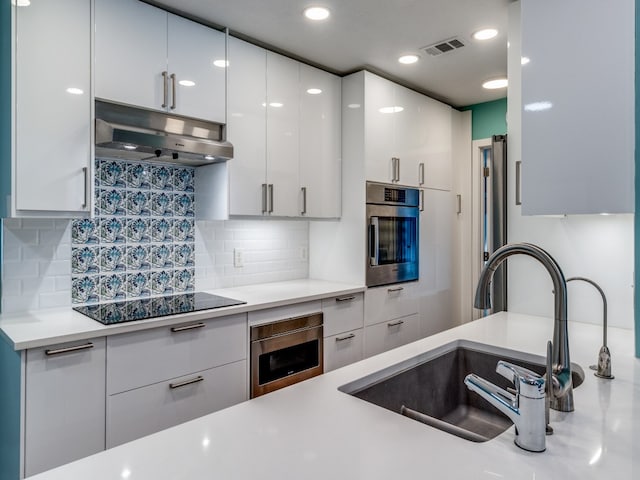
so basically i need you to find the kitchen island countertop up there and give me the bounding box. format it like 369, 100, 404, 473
28, 311, 640, 479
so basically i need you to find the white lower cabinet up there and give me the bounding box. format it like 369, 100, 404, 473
364, 283, 419, 327
24, 338, 106, 477
107, 360, 247, 448
321, 293, 364, 371
363, 313, 421, 358
324, 329, 364, 372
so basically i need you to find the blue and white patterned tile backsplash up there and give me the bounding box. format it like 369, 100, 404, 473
71, 158, 195, 304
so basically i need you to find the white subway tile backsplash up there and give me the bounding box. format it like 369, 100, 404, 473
3, 260, 39, 279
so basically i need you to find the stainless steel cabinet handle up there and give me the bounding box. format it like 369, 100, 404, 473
391, 157, 400, 182
45, 342, 94, 356
301, 186, 307, 215
170, 322, 206, 333
268, 184, 274, 213
387, 320, 405, 327
419, 162, 425, 186
335, 333, 356, 342
162, 71, 169, 108
387, 286, 404, 293
335, 295, 356, 302
456, 194, 462, 214
170, 73, 177, 110
515, 160, 522, 206
169, 375, 204, 389
262, 183, 268, 213
419, 189, 424, 212
369, 218, 379, 266
82, 166, 89, 209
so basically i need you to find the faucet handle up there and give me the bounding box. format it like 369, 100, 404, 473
496, 361, 546, 399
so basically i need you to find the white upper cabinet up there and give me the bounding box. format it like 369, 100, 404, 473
266, 52, 300, 217
363, 72, 452, 189
299, 64, 342, 218
227, 37, 341, 217
95, 0, 225, 123
13, 0, 92, 215
512, 0, 634, 215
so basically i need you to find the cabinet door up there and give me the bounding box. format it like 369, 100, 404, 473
364, 282, 419, 326
168, 14, 226, 123
107, 360, 247, 448
95, 0, 167, 111
422, 99, 453, 191
24, 338, 106, 477
14, 0, 91, 214
364, 313, 420, 358
299, 64, 342, 217
394, 86, 426, 187
321, 292, 364, 337
324, 329, 364, 372
364, 73, 396, 183
227, 37, 268, 216
266, 52, 299, 216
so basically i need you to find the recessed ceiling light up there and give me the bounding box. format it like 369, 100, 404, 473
304, 6, 330, 21
306, 88, 322, 95
521, 56, 530, 65
398, 55, 419, 65
178, 80, 196, 87
482, 78, 508, 89
473, 28, 498, 41
123, 144, 137, 151
65, 87, 84, 95
379, 106, 404, 114
204, 155, 215, 161
213, 59, 229, 68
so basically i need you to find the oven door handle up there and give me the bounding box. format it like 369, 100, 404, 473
369, 217, 379, 266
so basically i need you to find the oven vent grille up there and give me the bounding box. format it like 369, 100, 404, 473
384, 188, 406, 203
421, 37, 466, 57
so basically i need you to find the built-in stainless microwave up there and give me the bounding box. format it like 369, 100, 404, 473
366, 182, 419, 287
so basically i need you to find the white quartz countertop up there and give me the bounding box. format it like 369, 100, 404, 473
28, 312, 640, 480
0, 279, 365, 350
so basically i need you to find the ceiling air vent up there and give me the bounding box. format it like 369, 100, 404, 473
421, 37, 466, 57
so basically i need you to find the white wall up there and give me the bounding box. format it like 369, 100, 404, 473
1, 218, 309, 314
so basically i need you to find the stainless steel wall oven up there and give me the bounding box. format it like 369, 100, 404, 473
366, 182, 420, 287
250, 313, 323, 398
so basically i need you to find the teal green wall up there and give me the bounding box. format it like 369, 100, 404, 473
0, 338, 21, 480
460, 97, 507, 140
635, 0, 639, 358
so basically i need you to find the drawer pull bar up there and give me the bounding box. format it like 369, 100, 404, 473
169, 375, 204, 389
335, 296, 356, 302
387, 287, 404, 293
335, 333, 356, 342
171, 322, 206, 333
387, 320, 405, 327
45, 342, 94, 356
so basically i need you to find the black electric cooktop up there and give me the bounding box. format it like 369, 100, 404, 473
73, 292, 246, 325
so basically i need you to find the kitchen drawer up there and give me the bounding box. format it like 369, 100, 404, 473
248, 300, 321, 326
323, 328, 364, 372
107, 360, 247, 448
321, 292, 364, 337
107, 313, 246, 394
363, 313, 420, 358
364, 283, 419, 326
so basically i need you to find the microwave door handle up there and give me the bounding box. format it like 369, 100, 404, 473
369, 218, 379, 266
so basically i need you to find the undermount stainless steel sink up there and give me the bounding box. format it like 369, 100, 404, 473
339, 340, 584, 442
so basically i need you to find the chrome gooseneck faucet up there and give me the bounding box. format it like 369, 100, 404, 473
474, 243, 575, 412
566, 276, 613, 380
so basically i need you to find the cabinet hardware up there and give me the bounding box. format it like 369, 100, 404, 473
170, 322, 206, 333
387, 286, 404, 293
391, 157, 400, 182
515, 161, 522, 206
162, 71, 169, 108
387, 320, 405, 327
268, 184, 274, 213
420, 189, 425, 212
170, 73, 177, 110
301, 186, 307, 215
82, 166, 89, 209
169, 375, 204, 389
396, 157, 401, 182
419, 162, 425, 186
335, 296, 356, 302
45, 342, 94, 356
335, 333, 356, 342
456, 194, 462, 214
262, 184, 268, 213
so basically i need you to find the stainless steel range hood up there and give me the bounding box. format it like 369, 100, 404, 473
95, 100, 233, 166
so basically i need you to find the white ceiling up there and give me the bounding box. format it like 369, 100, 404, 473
149, 0, 514, 108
